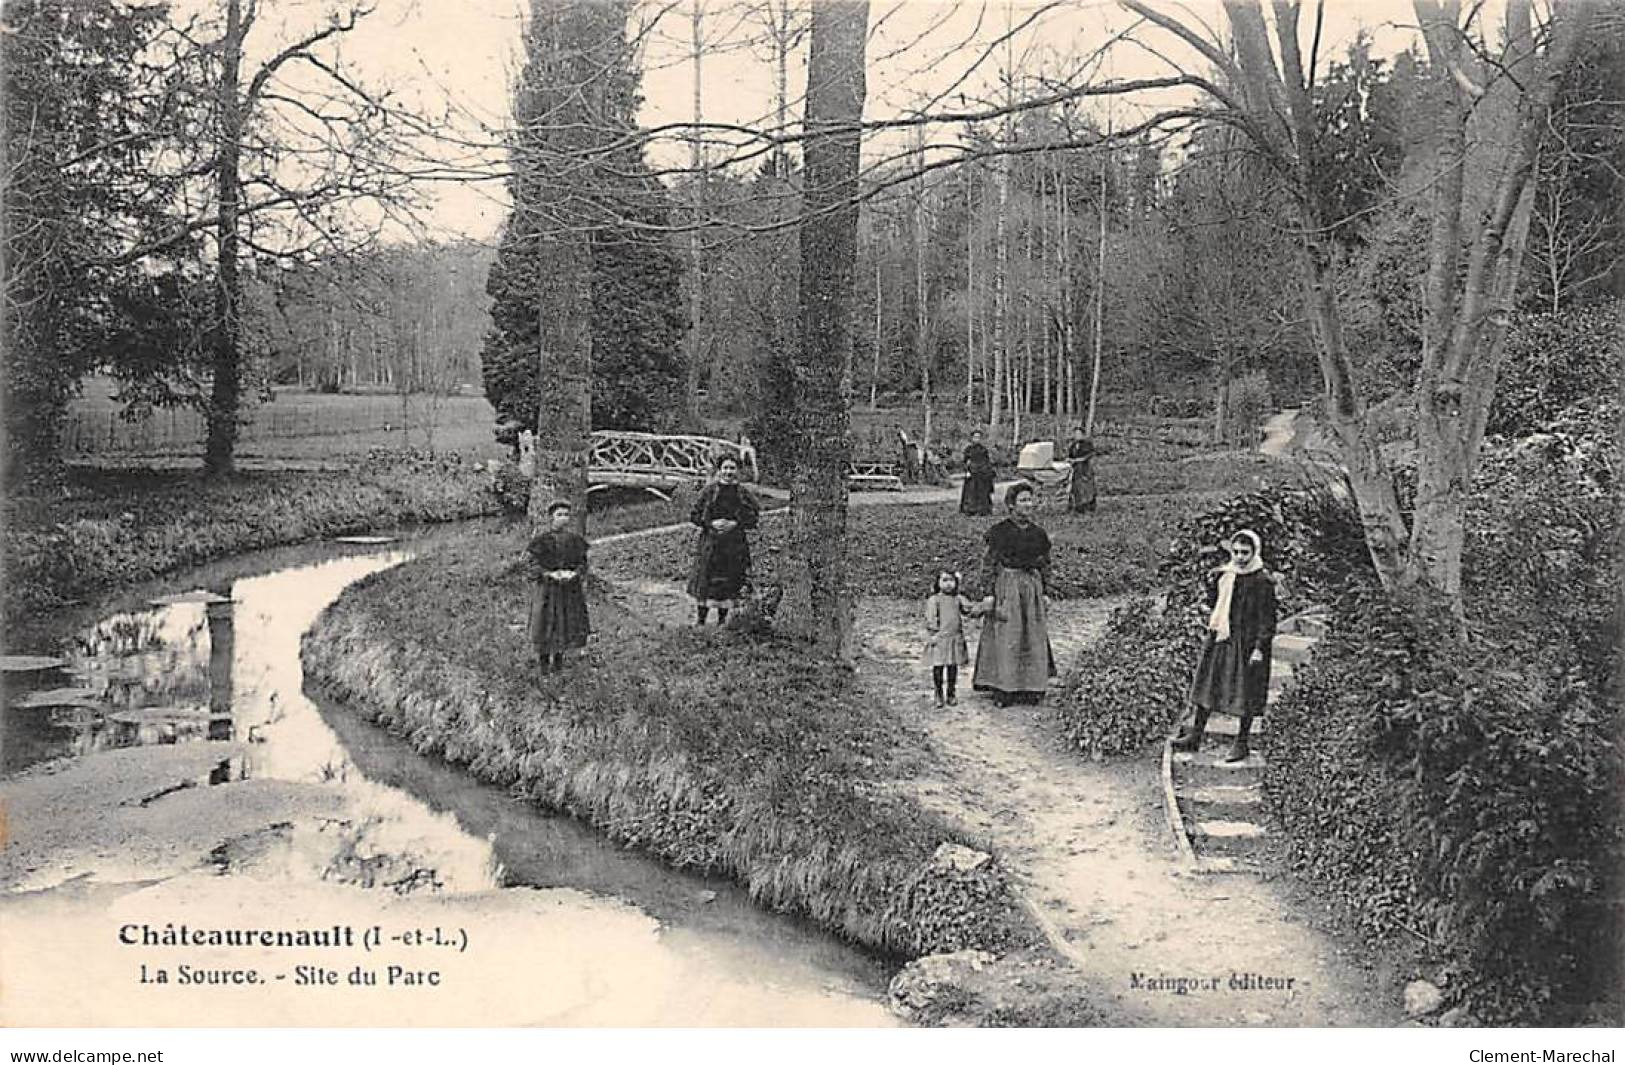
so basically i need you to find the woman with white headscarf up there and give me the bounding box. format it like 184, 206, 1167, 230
1171, 529, 1277, 762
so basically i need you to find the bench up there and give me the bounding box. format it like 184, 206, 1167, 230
846, 460, 904, 491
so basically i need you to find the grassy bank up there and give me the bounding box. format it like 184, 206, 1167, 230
3, 452, 505, 622
304, 524, 1037, 959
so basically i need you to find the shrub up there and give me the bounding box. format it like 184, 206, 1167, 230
1053, 598, 1204, 758
1222, 370, 1272, 448
1489, 299, 1623, 438
1265, 589, 1623, 1024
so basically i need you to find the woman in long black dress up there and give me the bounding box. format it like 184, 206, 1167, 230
1066, 426, 1097, 513
688, 455, 759, 625
527, 499, 590, 674
959, 429, 995, 516
972, 482, 1057, 706
1171, 529, 1277, 762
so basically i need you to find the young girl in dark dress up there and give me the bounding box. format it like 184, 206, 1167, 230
1171, 528, 1277, 762
528, 499, 590, 674
688, 456, 760, 625
972, 482, 1057, 706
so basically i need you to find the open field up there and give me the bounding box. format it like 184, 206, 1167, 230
65, 378, 504, 463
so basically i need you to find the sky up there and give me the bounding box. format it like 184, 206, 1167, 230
263, 0, 1434, 243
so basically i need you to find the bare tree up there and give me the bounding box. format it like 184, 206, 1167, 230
1118, 0, 1592, 610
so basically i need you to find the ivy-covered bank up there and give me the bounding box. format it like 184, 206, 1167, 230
302, 523, 1037, 961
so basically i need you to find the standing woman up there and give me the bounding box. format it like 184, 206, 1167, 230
972, 482, 1057, 706
1066, 426, 1097, 514
1172, 529, 1277, 762
528, 499, 590, 674
688, 455, 759, 625
959, 429, 996, 516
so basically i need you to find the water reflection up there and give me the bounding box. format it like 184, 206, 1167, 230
4, 593, 230, 773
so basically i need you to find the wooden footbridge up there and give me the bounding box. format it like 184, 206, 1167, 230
582, 430, 758, 498
521, 428, 908, 498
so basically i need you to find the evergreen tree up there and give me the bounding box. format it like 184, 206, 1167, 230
2, 0, 182, 486
480, 3, 688, 436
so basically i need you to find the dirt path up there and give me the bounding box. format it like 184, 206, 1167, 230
853, 595, 1394, 1027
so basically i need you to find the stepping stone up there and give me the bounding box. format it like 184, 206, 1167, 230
10, 687, 102, 709
1273, 633, 1317, 664
1187, 785, 1262, 806
1192, 855, 1261, 875
335, 535, 396, 545
1207, 716, 1268, 737
1207, 751, 1267, 770
1, 655, 68, 673
1192, 819, 1267, 840
108, 706, 213, 726
148, 590, 232, 606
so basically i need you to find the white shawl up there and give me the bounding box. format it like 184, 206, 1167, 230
1208, 529, 1264, 642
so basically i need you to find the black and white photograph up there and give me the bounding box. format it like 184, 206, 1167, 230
1, 0, 1621, 1046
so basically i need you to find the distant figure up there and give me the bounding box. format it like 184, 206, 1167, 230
1066, 427, 1097, 514
1171, 529, 1277, 762
527, 499, 590, 674
973, 482, 1057, 707
959, 429, 995, 516
924, 570, 987, 708
688, 455, 760, 625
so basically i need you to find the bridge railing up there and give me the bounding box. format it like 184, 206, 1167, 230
588, 430, 757, 483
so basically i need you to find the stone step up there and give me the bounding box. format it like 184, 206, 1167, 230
1281, 610, 1331, 638
1186, 784, 1262, 806
1191, 818, 1267, 840
1205, 715, 1266, 737
1192, 855, 1262, 875
1174, 749, 1267, 773
1273, 633, 1317, 664
1, 655, 68, 674
10, 687, 103, 710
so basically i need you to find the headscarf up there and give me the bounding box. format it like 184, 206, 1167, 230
1207, 529, 1264, 642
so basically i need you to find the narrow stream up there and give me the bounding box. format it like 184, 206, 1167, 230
1, 530, 897, 1025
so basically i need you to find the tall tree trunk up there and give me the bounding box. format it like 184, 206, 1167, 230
531, 234, 593, 530
778, 0, 868, 655
1086, 164, 1107, 435
991, 146, 1008, 437
965, 175, 976, 413
685, 0, 706, 423
870, 240, 882, 409
204, 0, 245, 479
915, 132, 931, 466
524, 0, 616, 533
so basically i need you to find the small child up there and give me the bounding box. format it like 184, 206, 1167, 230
924, 571, 984, 707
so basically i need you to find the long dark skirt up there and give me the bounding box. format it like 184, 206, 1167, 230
1068, 459, 1096, 512
973, 568, 1056, 694
530, 579, 589, 655
1189, 633, 1268, 714
688, 529, 750, 607
960, 470, 994, 515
